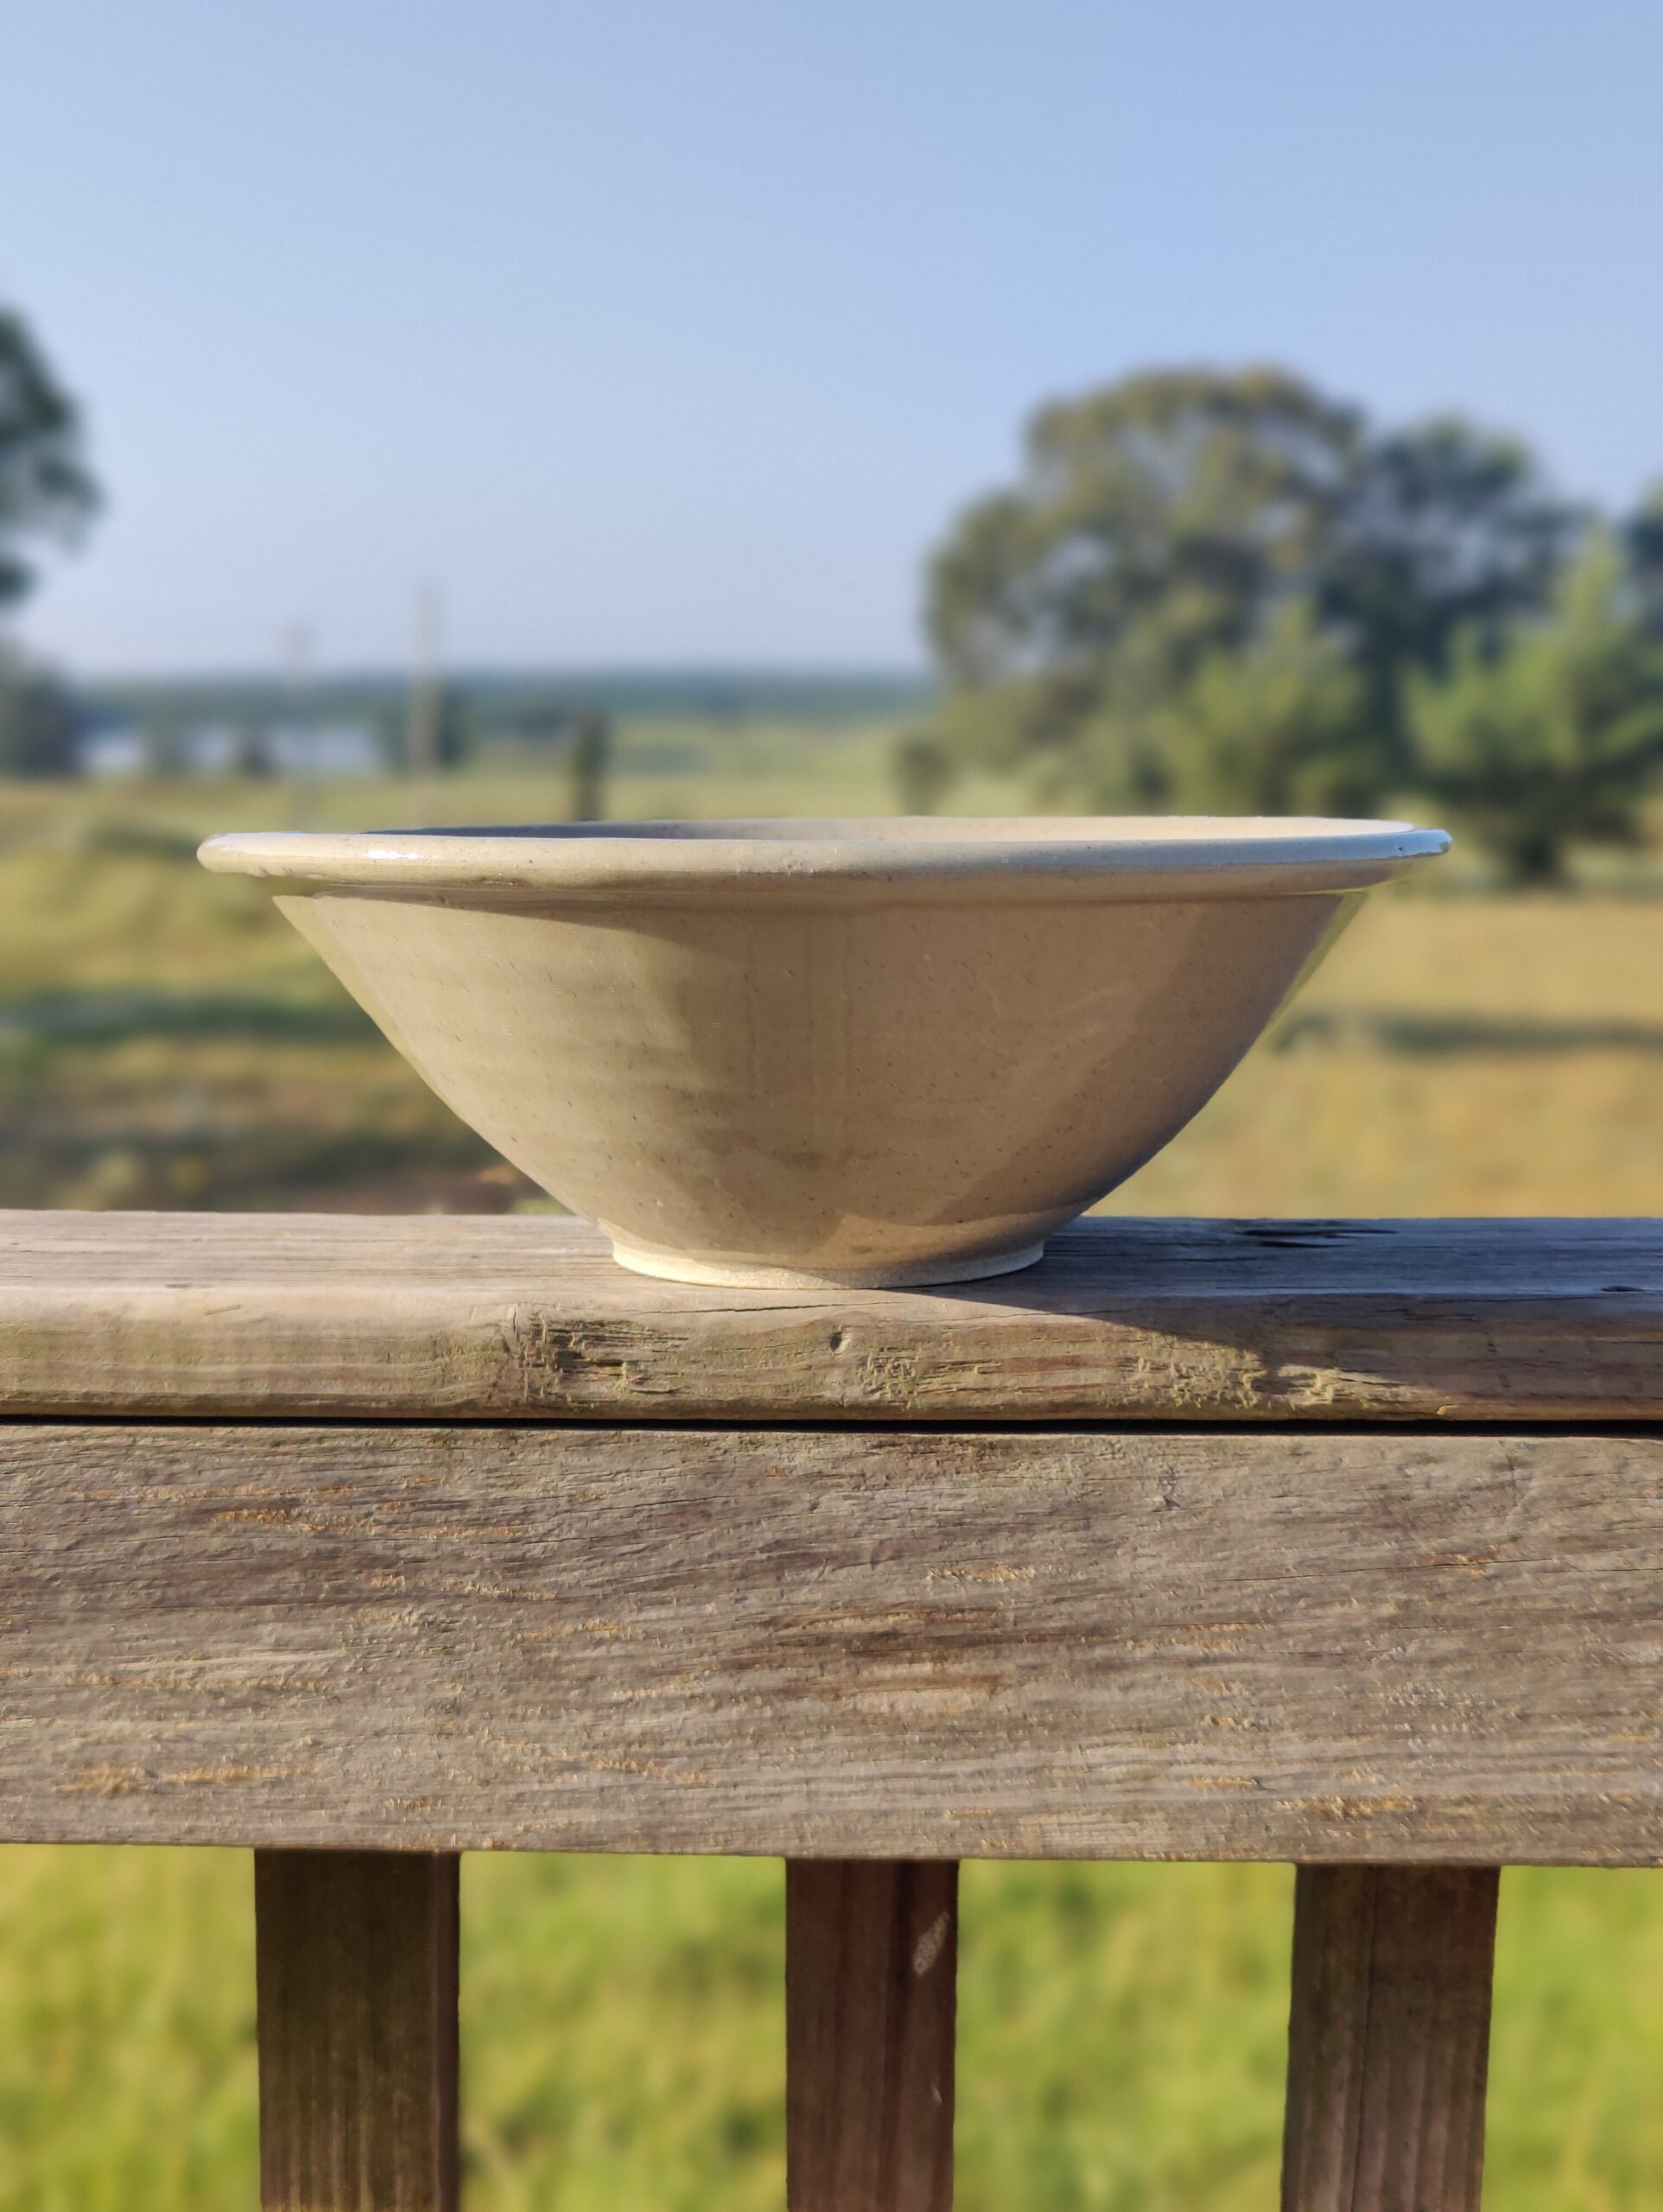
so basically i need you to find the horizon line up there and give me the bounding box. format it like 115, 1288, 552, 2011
71, 658, 936, 689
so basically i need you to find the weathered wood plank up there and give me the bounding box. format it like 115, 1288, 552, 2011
786, 1860, 957, 2212
256, 1849, 459, 2211
4, 1422, 1662, 1861
1281, 1866, 1499, 2211
1, 1211, 1658, 1423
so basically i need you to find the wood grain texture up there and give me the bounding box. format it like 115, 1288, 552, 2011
786, 1860, 957, 2212
5, 1421, 1662, 1862
256, 1850, 459, 2211
2, 1210, 1659, 1423
1281, 1866, 1499, 2211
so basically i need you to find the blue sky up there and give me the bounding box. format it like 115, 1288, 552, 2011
6, 0, 1661, 673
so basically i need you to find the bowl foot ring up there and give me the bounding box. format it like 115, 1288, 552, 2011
603, 1236, 1049, 1291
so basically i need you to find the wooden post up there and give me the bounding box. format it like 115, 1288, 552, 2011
255, 1850, 460, 2212
786, 1859, 958, 2212
1281, 1865, 1500, 2211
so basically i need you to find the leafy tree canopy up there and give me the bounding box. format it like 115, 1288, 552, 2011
929, 366, 1362, 690
0, 645, 80, 775
920, 365, 1580, 817
0, 307, 99, 610
1409, 535, 1663, 882
1323, 416, 1577, 680
1167, 601, 1370, 817
1622, 482, 1663, 639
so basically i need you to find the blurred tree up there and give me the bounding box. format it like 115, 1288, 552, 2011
930, 365, 1359, 672
228, 721, 275, 777
1168, 601, 1370, 815
406, 676, 473, 775
918, 366, 1579, 812
434, 683, 473, 770
1323, 416, 1579, 755
0, 647, 80, 774
923, 367, 1363, 804
997, 601, 1372, 817
568, 711, 610, 820
892, 728, 955, 812
0, 308, 99, 609
1622, 482, 1663, 639
1410, 535, 1663, 882
141, 709, 187, 778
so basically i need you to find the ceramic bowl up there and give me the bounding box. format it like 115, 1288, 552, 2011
200, 817, 1449, 1286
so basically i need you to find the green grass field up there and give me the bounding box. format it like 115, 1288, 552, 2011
3, 732, 1662, 2205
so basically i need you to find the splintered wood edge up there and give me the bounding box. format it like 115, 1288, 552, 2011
0, 1211, 1659, 1421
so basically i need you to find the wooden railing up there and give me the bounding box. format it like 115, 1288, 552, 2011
3, 1210, 1660, 2209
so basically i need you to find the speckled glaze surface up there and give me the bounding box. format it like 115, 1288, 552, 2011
200, 817, 1448, 1285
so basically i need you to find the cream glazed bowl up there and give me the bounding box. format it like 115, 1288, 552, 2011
200, 817, 1449, 1287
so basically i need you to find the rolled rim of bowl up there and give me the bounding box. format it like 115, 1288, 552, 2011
198, 816, 1450, 901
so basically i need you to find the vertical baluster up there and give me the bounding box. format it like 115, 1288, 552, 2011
255, 1850, 460, 2211
1282, 1865, 1500, 2211
786, 1859, 959, 2212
